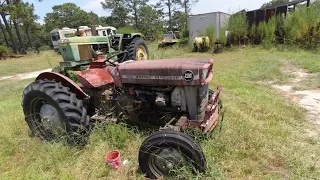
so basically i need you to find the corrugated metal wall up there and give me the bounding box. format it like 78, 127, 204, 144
188, 12, 230, 40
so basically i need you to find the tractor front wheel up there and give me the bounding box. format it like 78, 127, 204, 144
127, 37, 149, 61
139, 130, 206, 178
22, 79, 91, 144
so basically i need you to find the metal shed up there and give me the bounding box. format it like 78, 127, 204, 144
188, 12, 230, 40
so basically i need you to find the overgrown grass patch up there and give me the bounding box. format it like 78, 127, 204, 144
0, 46, 319, 179
0, 51, 60, 77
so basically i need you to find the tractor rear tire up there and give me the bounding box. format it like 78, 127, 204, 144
22, 79, 91, 145
126, 37, 149, 61
139, 130, 206, 179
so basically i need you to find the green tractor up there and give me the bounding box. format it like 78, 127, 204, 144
53, 32, 149, 73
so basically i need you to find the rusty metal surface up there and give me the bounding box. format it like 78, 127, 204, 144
201, 85, 222, 133
88, 61, 107, 69
175, 116, 188, 128
118, 58, 214, 86
174, 85, 222, 133
76, 68, 114, 89
36, 72, 88, 99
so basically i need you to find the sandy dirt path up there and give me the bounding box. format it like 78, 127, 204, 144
0, 69, 52, 81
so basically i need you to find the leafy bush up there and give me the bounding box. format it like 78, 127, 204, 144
181, 24, 189, 39
284, 5, 320, 48
257, 17, 276, 49
0, 45, 9, 56
228, 12, 249, 45
275, 14, 286, 44
216, 27, 227, 44
117, 26, 139, 34
179, 24, 190, 45
249, 24, 257, 44
205, 25, 215, 45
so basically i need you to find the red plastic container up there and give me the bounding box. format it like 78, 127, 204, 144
106, 150, 121, 169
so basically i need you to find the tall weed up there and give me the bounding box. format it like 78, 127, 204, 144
228, 12, 249, 45
284, 6, 320, 48
257, 17, 276, 49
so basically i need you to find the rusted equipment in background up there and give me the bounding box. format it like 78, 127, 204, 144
193, 36, 210, 52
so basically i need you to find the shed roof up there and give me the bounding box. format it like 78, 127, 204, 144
189, 11, 230, 17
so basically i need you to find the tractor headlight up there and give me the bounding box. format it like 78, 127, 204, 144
124, 34, 131, 39
202, 68, 209, 79
162, 39, 166, 43
59, 39, 70, 44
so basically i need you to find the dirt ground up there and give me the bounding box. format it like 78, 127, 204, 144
272, 64, 320, 126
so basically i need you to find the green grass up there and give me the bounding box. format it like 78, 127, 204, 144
0, 51, 60, 77
0, 45, 319, 179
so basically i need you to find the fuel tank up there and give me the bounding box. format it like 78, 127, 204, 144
117, 58, 214, 86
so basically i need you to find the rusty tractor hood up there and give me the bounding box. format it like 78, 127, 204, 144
117, 58, 214, 86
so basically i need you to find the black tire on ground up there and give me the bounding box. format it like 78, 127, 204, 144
139, 130, 206, 179
22, 79, 91, 144
193, 44, 198, 52
126, 37, 149, 61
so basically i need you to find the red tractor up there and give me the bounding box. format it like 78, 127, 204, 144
22, 52, 223, 178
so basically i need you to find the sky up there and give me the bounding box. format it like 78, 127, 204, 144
25, 0, 270, 24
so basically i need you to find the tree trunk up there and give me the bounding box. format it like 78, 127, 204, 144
6, 0, 24, 49
134, 8, 138, 28
133, 1, 138, 28
0, 13, 17, 54
0, 20, 10, 47
184, 0, 188, 14
13, 19, 23, 49
168, 0, 172, 32
184, 0, 188, 25
25, 27, 32, 48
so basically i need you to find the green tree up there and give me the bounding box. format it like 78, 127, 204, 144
156, 0, 181, 32
99, 16, 117, 26
101, 0, 129, 28
44, 3, 93, 30
171, 11, 187, 30
0, 0, 18, 53
126, 0, 148, 28
0, 19, 9, 47
8, 0, 24, 49
261, 0, 290, 8
14, 2, 38, 49
179, 0, 198, 23
138, 5, 164, 37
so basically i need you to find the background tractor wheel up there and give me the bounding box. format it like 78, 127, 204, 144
22, 79, 91, 145
139, 130, 206, 179
126, 37, 149, 61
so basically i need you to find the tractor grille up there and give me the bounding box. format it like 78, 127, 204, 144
112, 37, 120, 50
197, 84, 209, 120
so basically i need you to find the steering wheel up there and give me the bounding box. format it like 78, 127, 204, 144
103, 50, 128, 66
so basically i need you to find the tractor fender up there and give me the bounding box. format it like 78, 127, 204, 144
36, 72, 88, 99
131, 34, 142, 40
